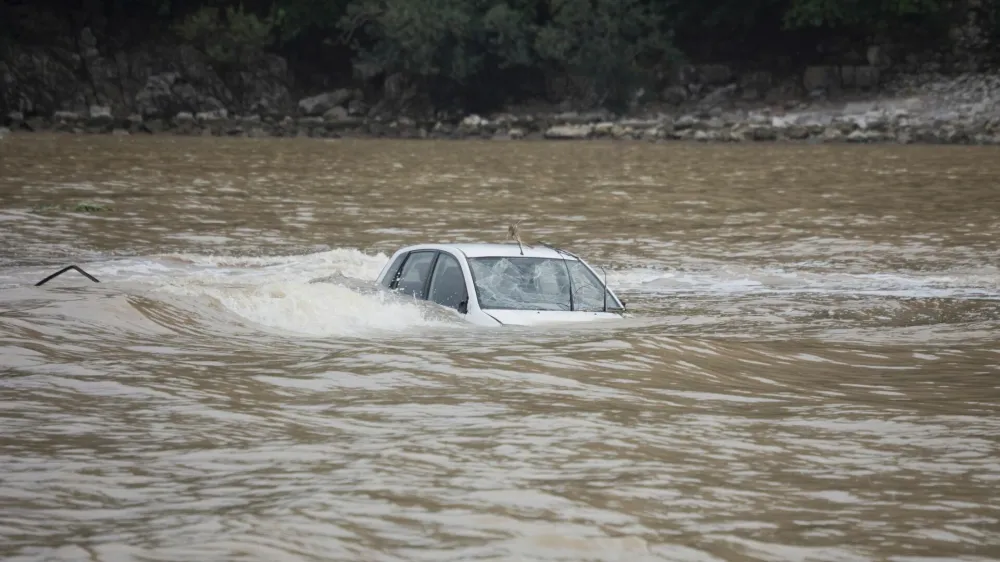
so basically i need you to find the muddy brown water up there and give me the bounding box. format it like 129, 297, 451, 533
1, 133, 999, 561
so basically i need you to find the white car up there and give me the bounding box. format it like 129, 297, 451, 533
375, 242, 627, 326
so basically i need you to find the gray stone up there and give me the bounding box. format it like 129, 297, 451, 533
751, 126, 777, 141
298, 89, 353, 116
700, 85, 736, 108
174, 111, 195, 123
7, 111, 24, 124
803, 66, 840, 93
461, 114, 485, 128
53, 111, 81, 122
699, 64, 733, 85
674, 115, 698, 129
661, 85, 688, 106
821, 127, 844, 142
847, 130, 874, 143
785, 125, 810, 140
841, 66, 857, 88
740, 71, 773, 100
855, 66, 881, 90
594, 122, 615, 136
323, 106, 349, 121
544, 124, 592, 139
196, 108, 228, 122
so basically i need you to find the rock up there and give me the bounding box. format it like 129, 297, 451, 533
508, 128, 525, 140
855, 66, 881, 90
693, 130, 712, 142
700, 84, 736, 108
661, 85, 688, 106
821, 127, 844, 142
196, 108, 228, 122
699, 64, 733, 85
641, 127, 661, 141
594, 122, 615, 136
867, 45, 890, 68
461, 114, 485, 128
674, 115, 699, 130
750, 126, 778, 141
706, 117, 725, 129
346, 99, 367, 117
553, 111, 608, 125
544, 125, 592, 139
841, 66, 857, 88
803, 66, 840, 93
53, 111, 81, 122
111, 128, 129, 136
847, 130, 875, 143
740, 71, 773, 100
88, 105, 113, 125
134, 73, 178, 118
142, 119, 164, 134
785, 125, 810, 140
323, 106, 349, 121
298, 89, 353, 116
0, 127, 9, 138
7, 111, 24, 125
175, 111, 194, 123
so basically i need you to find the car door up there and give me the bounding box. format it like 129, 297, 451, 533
390, 250, 437, 299
426, 251, 469, 313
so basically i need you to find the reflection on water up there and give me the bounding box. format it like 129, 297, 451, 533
0, 134, 998, 561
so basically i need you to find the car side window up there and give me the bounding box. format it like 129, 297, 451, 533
380, 254, 408, 289
427, 253, 468, 312
394, 251, 436, 298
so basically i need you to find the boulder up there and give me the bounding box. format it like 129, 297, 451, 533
298, 89, 353, 116
698, 64, 733, 86
544, 124, 592, 139
803, 66, 840, 93
739, 71, 773, 101
750, 126, 778, 141
661, 85, 687, 106
855, 66, 881, 90
323, 106, 349, 122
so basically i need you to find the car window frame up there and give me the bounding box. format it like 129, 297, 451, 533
426, 251, 469, 312
380, 253, 409, 289
389, 250, 441, 300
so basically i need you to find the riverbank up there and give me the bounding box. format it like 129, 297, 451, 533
4, 72, 1000, 146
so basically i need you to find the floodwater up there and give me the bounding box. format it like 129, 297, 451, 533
0, 133, 998, 561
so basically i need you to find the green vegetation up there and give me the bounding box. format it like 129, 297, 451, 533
1, 0, 993, 113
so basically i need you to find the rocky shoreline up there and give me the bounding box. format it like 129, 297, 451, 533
4, 72, 1000, 146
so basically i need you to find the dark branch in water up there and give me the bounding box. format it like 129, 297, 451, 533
35, 265, 100, 286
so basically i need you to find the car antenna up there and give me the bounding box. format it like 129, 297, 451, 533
507, 220, 524, 255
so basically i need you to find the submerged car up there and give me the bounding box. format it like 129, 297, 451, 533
375, 242, 626, 326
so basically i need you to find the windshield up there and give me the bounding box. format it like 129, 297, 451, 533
467, 257, 622, 312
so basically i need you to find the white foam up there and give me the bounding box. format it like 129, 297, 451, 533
156, 280, 456, 338
3, 248, 465, 339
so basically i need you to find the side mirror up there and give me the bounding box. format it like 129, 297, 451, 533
457, 300, 468, 314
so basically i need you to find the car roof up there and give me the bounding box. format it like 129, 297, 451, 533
394, 242, 581, 260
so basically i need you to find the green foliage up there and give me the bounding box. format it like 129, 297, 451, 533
2, 0, 992, 114
341, 0, 480, 81
175, 4, 282, 65
534, 0, 678, 108
783, 0, 945, 29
